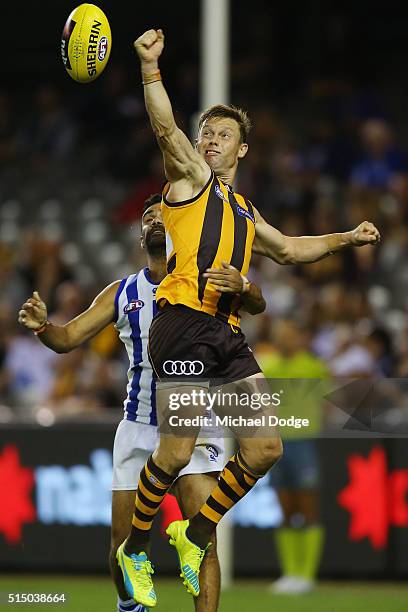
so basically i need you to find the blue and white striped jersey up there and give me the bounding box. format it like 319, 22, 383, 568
114, 268, 159, 425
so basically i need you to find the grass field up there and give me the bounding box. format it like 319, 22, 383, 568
1, 576, 408, 611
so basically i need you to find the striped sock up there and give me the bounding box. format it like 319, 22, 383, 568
117, 597, 143, 611
187, 451, 262, 548
127, 455, 175, 550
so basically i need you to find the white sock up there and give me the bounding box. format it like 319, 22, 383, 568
117, 597, 141, 612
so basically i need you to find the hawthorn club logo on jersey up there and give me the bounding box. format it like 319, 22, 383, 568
124, 299, 145, 314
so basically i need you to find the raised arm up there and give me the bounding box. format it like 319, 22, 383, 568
18, 282, 119, 353
252, 207, 381, 264
134, 29, 209, 196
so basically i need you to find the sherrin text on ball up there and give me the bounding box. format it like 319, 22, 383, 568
61, 3, 111, 83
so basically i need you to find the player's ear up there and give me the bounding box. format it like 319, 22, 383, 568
194, 138, 199, 149
238, 142, 248, 159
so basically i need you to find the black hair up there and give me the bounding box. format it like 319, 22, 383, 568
142, 193, 161, 216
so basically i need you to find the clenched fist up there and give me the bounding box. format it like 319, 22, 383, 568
18, 291, 48, 331
134, 29, 164, 66
349, 221, 381, 246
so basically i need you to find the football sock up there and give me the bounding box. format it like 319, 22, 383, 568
274, 525, 324, 580
187, 451, 262, 548
274, 527, 300, 577
117, 597, 141, 611
126, 455, 175, 551
299, 525, 324, 580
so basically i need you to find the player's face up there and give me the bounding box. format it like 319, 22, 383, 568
196, 117, 248, 176
141, 204, 165, 251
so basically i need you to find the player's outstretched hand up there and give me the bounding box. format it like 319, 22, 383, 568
204, 262, 245, 293
349, 221, 381, 246
18, 291, 48, 331
134, 29, 164, 65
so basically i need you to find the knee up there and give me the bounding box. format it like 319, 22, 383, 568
269, 437, 284, 465
262, 437, 283, 469
242, 437, 283, 474
155, 441, 195, 474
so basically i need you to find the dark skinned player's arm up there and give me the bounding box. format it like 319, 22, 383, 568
252, 207, 381, 264
18, 282, 120, 353
204, 263, 265, 316
240, 281, 266, 315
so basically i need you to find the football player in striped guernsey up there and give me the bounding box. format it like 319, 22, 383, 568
18, 194, 266, 612
120, 27, 381, 604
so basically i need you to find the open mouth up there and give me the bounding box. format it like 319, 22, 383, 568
205, 149, 220, 156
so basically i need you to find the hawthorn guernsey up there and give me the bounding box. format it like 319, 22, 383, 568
61, 3, 111, 83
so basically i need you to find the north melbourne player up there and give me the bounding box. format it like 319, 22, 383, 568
117, 29, 381, 607
18, 195, 266, 612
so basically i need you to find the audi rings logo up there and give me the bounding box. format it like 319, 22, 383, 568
163, 360, 205, 376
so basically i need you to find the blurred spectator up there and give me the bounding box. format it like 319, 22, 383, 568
4, 328, 57, 411
47, 347, 122, 416
258, 320, 328, 595
17, 85, 77, 166
0, 244, 29, 309
49, 281, 85, 325
350, 119, 408, 189
113, 152, 164, 224
364, 327, 395, 377
18, 234, 74, 311
328, 325, 377, 377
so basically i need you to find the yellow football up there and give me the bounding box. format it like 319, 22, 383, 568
61, 4, 111, 83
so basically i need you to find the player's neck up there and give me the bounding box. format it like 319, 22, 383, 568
216, 167, 237, 188
146, 254, 167, 284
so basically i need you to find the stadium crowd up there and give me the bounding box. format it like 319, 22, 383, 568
1, 35, 408, 423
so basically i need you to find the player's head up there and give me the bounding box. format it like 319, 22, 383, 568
141, 193, 165, 254
196, 104, 251, 177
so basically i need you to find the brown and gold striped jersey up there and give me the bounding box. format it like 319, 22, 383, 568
156, 172, 256, 327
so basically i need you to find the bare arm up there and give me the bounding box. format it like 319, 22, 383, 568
134, 29, 209, 192
252, 207, 381, 264
240, 282, 266, 315
18, 283, 119, 353
204, 263, 266, 315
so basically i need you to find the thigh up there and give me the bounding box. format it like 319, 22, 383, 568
112, 419, 156, 490
216, 373, 281, 441
155, 380, 209, 438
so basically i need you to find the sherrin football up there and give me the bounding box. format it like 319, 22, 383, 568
61, 4, 111, 83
